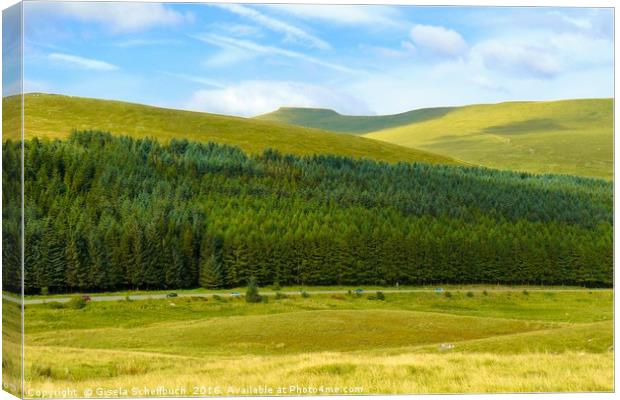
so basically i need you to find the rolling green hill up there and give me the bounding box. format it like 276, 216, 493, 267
256, 106, 454, 134
1, 93, 461, 166
365, 99, 613, 179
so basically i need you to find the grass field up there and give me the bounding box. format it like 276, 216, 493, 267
365, 99, 613, 179
1, 93, 460, 166
14, 288, 613, 396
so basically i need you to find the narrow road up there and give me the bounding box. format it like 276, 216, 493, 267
3, 287, 599, 305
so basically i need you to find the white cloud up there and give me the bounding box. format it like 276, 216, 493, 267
409, 24, 468, 57
48, 53, 119, 71
193, 34, 361, 74
471, 41, 560, 79
185, 80, 370, 117
266, 5, 404, 28
29, 3, 190, 34
470, 32, 612, 79
215, 4, 330, 50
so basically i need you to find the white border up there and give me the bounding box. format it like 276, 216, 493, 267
0, 1, 617, 400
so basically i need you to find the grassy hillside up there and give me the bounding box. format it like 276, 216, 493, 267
1, 93, 460, 166
365, 99, 613, 179
256, 106, 454, 134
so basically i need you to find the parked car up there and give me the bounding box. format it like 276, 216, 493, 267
166, 292, 178, 298
81, 295, 91, 302
230, 292, 241, 297
354, 288, 364, 294
435, 288, 444, 293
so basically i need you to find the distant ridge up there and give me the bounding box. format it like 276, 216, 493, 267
256, 106, 455, 134
365, 98, 613, 179
1, 93, 462, 167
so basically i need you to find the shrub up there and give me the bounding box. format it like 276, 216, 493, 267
367, 295, 377, 300
376, 291, 385, 300
275, 292, 288, 300
466, 291, 474, 298
522, 289, 529, 296
301, 291, 310, 298
272, 281, 281, 291
245, 277, 262, 303
444, 291, 453, 298
67, 296, 87, 309
482, 290, 488, 296
213, 294, 223, 301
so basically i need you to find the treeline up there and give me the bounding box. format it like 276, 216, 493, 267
2, 131, 613, 294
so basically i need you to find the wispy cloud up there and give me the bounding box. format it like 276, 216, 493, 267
266, 5, 404, 28
164, 72, 226, 89
48, 53, 119, 71
28, 2, 191, 34
193, 34, 361, 74
214, 4, 330, 50
115, 38, 183, 48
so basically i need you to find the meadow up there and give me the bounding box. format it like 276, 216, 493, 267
15, 288, 613, 396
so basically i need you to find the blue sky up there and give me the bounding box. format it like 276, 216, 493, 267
13, 2, 615, 116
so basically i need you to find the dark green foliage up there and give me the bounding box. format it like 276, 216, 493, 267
245, 277, 262, 303
67, 296, 87, 309
301, 291, 311, 298
368, 291, 385, 301
275, 292, 288, 300
523, 290, 529, 296
8, 131, 613, 294
483, 290, 488, 296
466, 291, 474, 298
444, 291, 453, 298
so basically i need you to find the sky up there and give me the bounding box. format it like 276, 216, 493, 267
6, 2, 615, 116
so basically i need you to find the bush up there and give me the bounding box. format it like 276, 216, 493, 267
301, 291, 310, 298
482, 290, 488, 296
444, 291, 453, 298
245, 277, 262, 303
466, 291, 474, 298
272, 281, 281, 291
275, 292, 288, 300
522, 289, 529, 296
67, 296, 87, 309
376, 291, 385, 300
